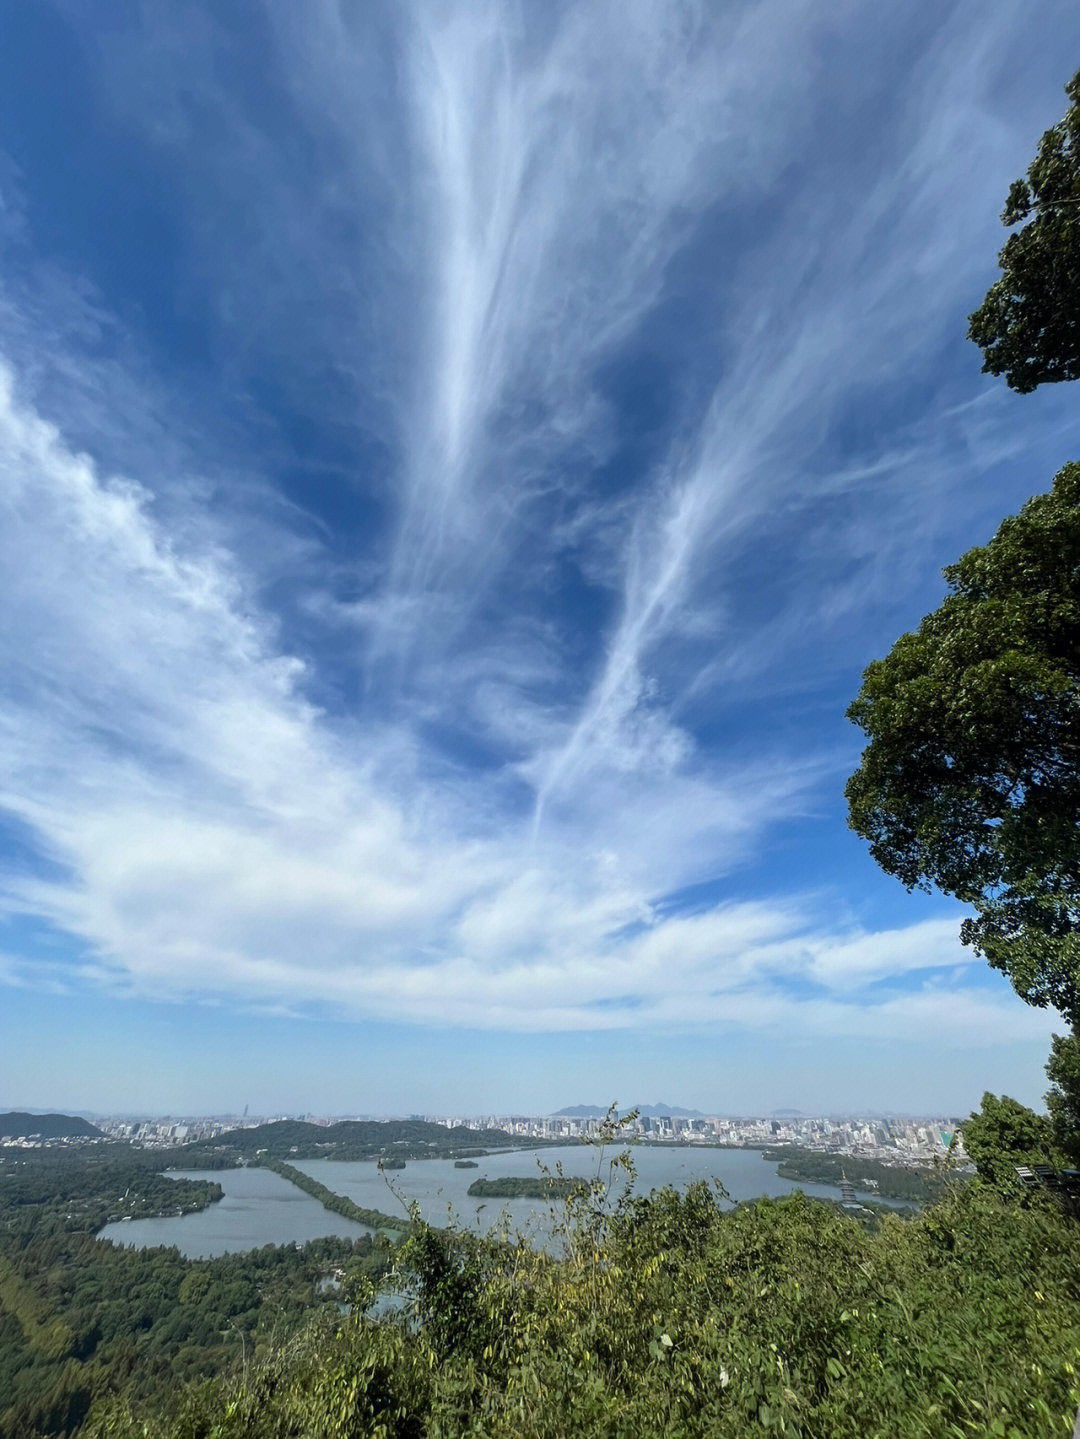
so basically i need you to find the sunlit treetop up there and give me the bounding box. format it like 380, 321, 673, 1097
969, 69, 1080, 391
846, 462, 1080, 1023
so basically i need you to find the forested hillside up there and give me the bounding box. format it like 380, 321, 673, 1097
760, 1147, 948, 1203
180, 1118, 546, 1165
0, 1114, 102, 1141
0, 1145, 393, 1439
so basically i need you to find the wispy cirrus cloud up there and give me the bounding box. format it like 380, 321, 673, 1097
0, 362, 801, 1010
2, 0, 1078, 1078
0, 365, 1015, 1041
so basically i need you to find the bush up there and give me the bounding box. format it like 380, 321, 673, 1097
90, 1177, 1080, 1438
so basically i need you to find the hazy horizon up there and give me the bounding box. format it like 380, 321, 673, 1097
2, 1102, 964, 1122
4, 0, 1079, 1116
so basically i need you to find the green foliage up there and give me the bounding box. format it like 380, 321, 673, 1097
395, 1220, 496, 1366
760, 1146, 947, 1203
846, 461, 1080, 1023
0, 1146, 393, 1439
1046, 1031, 1080, 1163
465, 1176, 582, 1200
184, 1118, 549, 1165
91, 1180, 1080, 1438
962, 1091, 1062, 1184
968, 70, 1080, 391
11, 1123, 1080, 1438
0, 1147, 224, 1230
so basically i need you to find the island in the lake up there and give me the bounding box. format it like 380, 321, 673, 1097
466, 1175, 582, 1200
453, 1159, 478, 1168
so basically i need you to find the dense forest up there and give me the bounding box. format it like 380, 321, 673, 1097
0, 1145, 394, 1439
0, 1147, 224, 1229
759, 1147, 949, 1204
176, 1118, 547, 1165
0, 1115, 102, 1141
465, 1176, 583, 1200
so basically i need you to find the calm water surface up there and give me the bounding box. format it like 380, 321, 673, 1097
98, 1146, 899, 1257
98, 1164, 374, 1258
297, 1145, 894, 1239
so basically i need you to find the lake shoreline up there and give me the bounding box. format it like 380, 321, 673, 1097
98, 1142, 915, 1258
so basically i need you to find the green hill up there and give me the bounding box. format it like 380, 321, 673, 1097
182, 1117, 543, 1163
0, 1112, 102, 1140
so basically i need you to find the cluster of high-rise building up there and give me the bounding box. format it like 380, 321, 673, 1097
438, 1112, 962, 1166
0, 1132, 101, 1149
94, 1116, 237, 1147
5, 1110, 961, 1167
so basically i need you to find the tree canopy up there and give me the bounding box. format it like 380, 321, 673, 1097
968, 69, 1080, 391
845, 462, 1080, 1023
962, 1091, 1061, 1185
1046, 1030, 1080, 1163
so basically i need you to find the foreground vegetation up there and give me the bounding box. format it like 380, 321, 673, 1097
0, 1145, 394, 1439
89, 1164, 1080, 1438
6, 1121, 1080, 1437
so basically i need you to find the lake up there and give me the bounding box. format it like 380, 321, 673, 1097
98, 1144, 892, 1258
297, 1145, 898, 1240
98, 1163, 375, 1257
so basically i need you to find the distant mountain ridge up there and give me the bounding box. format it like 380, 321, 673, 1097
0, 1111, 102, 1139
553, 1103, 705, 1119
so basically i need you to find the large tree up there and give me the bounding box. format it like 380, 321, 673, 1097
962, 1091, 1061, 1185
1046, 1030, 1080, 1163
845, 462, 1080, 1024
968, 69, 1080, 391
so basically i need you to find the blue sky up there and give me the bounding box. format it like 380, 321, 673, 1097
3, 0, 1080, 1117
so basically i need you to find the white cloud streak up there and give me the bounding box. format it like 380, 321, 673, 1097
0, 370, 1020, 1040
0, 364, 796, 1015
2, 0, 1076, 1049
